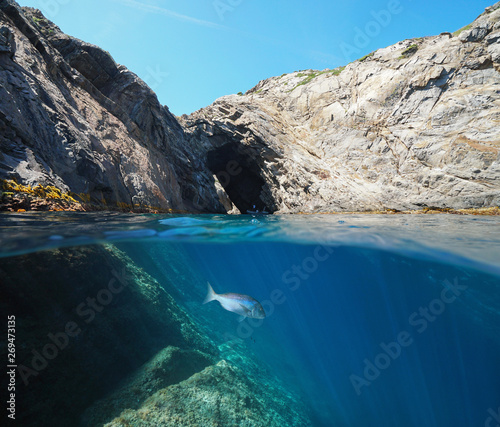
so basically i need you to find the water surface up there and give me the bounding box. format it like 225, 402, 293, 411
1, 213, 499, 426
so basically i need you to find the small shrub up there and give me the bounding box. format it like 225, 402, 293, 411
288, 68, 343, 92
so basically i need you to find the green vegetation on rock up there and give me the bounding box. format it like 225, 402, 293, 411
359, 52, 374, 62
289, 66, 345, 91
31, 16, 46, 25
398, 44, 419, 59
331, 65, 346, 76
295, 72, 321, 86
453, 24, 472, 36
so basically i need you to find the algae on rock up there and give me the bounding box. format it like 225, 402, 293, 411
81, 346, 216, 426
104, 360, 312, 427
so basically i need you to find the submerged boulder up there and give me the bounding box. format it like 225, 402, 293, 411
0, 244, 217, 426
82, 346, 216, 426
105, 359, 312, 427
82, 331, 313, 426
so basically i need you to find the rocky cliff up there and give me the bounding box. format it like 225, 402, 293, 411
183, 3, 500, 213
1, 0, 499, 213
0, 0, 224, 213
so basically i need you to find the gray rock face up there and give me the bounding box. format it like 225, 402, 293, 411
459, 24, 490, 42
0, 26, 14, 56
184, 2, 500, 213
1, 0, 499, 213
0, 1, 224, 212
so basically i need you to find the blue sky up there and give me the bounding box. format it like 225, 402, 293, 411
18, 0, 493, 115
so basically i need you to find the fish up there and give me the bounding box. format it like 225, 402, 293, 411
203, 282, 266, 320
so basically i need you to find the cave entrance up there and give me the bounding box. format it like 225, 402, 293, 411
207, 142, 275, 214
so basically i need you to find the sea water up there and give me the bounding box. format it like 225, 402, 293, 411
1, 213, 499, 426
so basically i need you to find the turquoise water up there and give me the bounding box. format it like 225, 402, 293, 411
1, 213, 500, 426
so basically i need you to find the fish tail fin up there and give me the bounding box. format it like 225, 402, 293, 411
203, 282, 217, 304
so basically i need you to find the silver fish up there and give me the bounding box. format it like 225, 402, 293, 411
203, 282, 266, 320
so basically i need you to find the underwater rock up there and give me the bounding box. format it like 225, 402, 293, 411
105, 359, 312, 427
82, 329, 313, 426
0, 244, 217, 426
81, 346, 216, 426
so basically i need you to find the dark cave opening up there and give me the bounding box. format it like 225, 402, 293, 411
207, 142, 275, 214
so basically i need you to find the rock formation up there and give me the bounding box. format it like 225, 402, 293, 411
183, 3, 500, 213
0, 242, 313, 426
0, 0, 224, 213
0, 244, 218, 425
81, 346, 216, 426
83, 340, 312, 427
101, 359, 312, 427
1, 0, 499, 213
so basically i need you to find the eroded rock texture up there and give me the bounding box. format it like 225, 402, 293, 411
0, 1, 225, 212
183, 3, 500, 213
1, 1, 500, 213
101, 358, 312, 427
